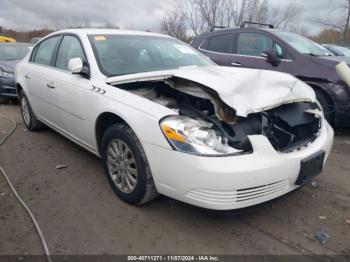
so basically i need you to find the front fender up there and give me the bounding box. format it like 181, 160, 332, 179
84, 86, 175, 153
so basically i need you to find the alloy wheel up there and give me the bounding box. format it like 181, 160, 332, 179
107, 139, 138, 194
21, 96, 31, 126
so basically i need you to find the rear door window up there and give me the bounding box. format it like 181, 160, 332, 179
33, 36, 60, 66
202, 34, 233, 54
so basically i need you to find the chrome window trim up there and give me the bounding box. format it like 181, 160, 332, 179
199, 40, 293, 62
198, 39, 232, 55
55, 35, 89, 72
29, 34, 62, 65
229, 53, 293, 62
28, 33, 91, 74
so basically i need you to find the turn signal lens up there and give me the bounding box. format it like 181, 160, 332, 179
161, 125, 187, 143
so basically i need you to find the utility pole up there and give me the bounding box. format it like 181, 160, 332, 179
344, 0, 350, 42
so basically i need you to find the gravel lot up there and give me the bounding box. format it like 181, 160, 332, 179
0, 103, 349, 256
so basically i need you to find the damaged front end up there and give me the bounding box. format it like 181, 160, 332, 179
111, 76, 322, 156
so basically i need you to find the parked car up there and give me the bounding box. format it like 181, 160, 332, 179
16, 29, 333, 210
191, 24, 350, 127
0, 35, 16, 43
0, 43, 32, 104
323, 44, 350, 57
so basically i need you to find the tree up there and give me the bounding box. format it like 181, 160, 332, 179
161, 10, 187, 41
311, 28, 343, 44
245, 0, 270, 24
162, 0, 303, 39
269, 3, 302, 30
312, 0, 350, 42
216, 0, 236, 28
177, 0, 205, 36
197, 0, 220, 31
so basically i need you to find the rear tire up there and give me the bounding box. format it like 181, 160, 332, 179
314, 90, 334, 125
0, 97, 9, 104
101, 123, 158, 205
19, 90, 43, 131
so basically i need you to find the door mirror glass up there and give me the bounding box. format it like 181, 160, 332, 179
68, 57, 83, 73
261, 48, 281, 67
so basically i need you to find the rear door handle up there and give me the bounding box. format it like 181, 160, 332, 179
46, 82, 55, 89
231, 62, 242, 67
25, 74, 31, 80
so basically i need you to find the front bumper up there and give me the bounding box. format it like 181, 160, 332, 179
143, 120, 334, 210
0, 77, 17, 98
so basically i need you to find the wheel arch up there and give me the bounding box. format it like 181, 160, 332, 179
307, 82, 336, 124
95, 112, 133, 155
306, 82, 335, 106
16, 83, 23, 96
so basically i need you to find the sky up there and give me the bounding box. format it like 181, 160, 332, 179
270, 0, 342, 35
0, 0, 172, 31
0, 0, 343, 35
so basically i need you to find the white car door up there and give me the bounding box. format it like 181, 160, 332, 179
45, 35, 90, 146
24, 36, 61, 121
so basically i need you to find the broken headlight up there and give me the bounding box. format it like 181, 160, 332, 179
160, 116, 243, 156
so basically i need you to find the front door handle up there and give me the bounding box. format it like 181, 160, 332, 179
25, 74, 31, 80
46, 82, 55, 89
231, 62, 242, 67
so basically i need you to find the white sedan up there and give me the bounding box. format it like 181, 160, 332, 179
15, 29, 334, 210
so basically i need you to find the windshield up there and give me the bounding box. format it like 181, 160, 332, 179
275, 32, 332, 56
89, 34, 214, 76
0, 45, 31, 60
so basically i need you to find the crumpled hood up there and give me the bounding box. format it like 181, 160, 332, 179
0, 60, 19, 73
107, 66, 316, 117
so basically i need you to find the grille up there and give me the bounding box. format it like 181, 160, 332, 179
235, 180, 290, 202
186, 180, 290, 205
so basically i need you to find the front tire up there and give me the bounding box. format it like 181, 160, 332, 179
19, 90, 43, 131
101, 123, 158, 205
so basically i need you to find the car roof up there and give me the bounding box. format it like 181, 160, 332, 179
196, 27, 285, 39
49, 28, 171, 38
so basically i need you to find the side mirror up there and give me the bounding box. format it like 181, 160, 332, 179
68, 57, 90, 78
261, 49, 281, 67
